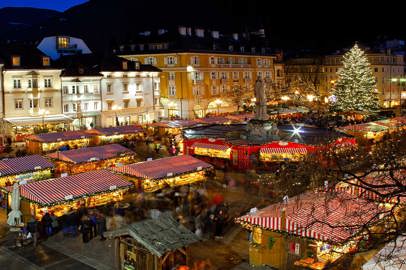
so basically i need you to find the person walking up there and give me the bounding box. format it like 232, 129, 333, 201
96, 211, 107, 241
41, 212, 53, 237
27, 217, 39, 247
80, 214, 92, 243
88, 210, 98, 239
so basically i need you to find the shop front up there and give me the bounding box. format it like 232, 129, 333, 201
47, 144, 136, 176
0, 155, 54, 188
259, 141, 312, 162
113, 155, 213, 193
26, 130, 95, 154
104, 212, 199, 270
1, 170, 132, 221
89, 125, 144, 145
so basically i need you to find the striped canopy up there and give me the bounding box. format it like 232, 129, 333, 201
260, 141, 310, 155
193, 142, 231, 151
4, 170, 132, 206
0, 155, 54, 176
236, 191, 384, 244
47, 144, 134, 164
113, 155, 213, 180
27, 130, 93, 143
89, 125, 144, 136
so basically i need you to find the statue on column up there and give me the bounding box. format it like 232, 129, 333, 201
254, 78, 268, 121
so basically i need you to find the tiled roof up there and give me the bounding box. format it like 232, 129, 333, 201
46, 144, 134, 164
104, 212, 199, 257
90, 125, 144, 136
5, 170, 132, 206
0, 155, 54, 176
113, 155, 212, 179
27, 131, 94, 143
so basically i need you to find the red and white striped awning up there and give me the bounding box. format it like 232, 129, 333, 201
237, 216, 282, 230
193, 142, 231, 151
260, 147, 308, 155
5, 170, 132, 206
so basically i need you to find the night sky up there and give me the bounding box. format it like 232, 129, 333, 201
0, 0, 88, 11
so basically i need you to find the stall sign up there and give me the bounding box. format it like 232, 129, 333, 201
295, 243, 300, 255
19, 180, 28, 185
16, 172, 34, 182
197, 166, 202, 171
167, 172, 173, 177
109, 185, 117, 191
65, 195, 73, 200
34, 166, 42, 170
61, 173, 68, 177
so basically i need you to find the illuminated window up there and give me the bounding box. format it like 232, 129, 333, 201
12, 56, 20, 66
209, 57, 216, 65
190, 56, 200, 66
57, 36, 69, 49
168, 72, 176, 81
42, 57, 50, 66
169, 85, 176, 96
44, 78, 52, 88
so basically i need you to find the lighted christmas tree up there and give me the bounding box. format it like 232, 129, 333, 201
332, 44, 379, 112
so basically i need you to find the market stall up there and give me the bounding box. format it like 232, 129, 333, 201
112, 155, 213, 192
1, 170, 132, 221
88, 125, 145, 145
26, 130, 95, 154
259, 141, 314, 162
146, 120, 201, 136
104, 212, 199, 270
236, 191, 387, 270
47, 144, 136, 176
185, 139, 232, 159
0, 155, 54, 187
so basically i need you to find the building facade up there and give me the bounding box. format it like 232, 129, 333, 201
37, 36, 92, 60
122, 52, 276, 119
0, 46, 70, 138
100, 58, 161, 127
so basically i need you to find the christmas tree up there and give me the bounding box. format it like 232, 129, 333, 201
332, 44, 379, 112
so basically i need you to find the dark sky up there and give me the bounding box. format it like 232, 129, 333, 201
0, 0, 88, 11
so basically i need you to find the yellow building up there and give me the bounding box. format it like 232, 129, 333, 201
121, 52, 277, 119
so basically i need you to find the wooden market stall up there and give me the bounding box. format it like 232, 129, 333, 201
1, 170, 132, 221
88, 125, 145, 145
146, 120, 201, 137
0, 155, 54, 188
259, 141, 314, 162
184, 139, 233, 160
112, 155, 213, 192
235, 191, 388, 270
26, 130, 95, 154
104, 212, 199, 270
46, 144, 136, 176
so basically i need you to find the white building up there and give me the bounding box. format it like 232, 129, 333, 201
100, 57, 161, 127
37, 36, 92, 60
0, 45, 71, 138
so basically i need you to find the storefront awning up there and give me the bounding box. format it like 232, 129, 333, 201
4, 114, 73, 126
0, 155, 54, 176
260, 147, 308, 155
193, 142, 231, 151
3, 170, 132, 206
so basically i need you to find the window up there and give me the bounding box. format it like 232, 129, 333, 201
212, 31, 220, 39
94, 102, 99, 110
42, 57, 50, 66
123, 83, 129, 93
63, 86, 68, 94
84, 85, 89, 94
210, 72, 217, 80
382, 68, 385, 72
32, 79, 38, 88
265, 71, 271, 79
107, 83, 112, 94
44, 78, 52, 88
12, 56, 20, 66
13, 79, 21, 89
211, 85, 218, 95
135, 83, 142, 93
72, 85, 76, 94
169, 85, 176, 96
136, 99, 142, 107
220, 72, 227, 80
232, 72, 239, 80
195, 28, 205, 38
154, 81, 160, 90
83, 103, 88, 111
190, 56, 200, 66
228, 57, 234, 64
218, 58, 225, 64
123, 99, 130, 108
209, 57, 216, 65
57, 36, 70, 49
168, 72, 176, 81
28, 79, 32, 88
63, 104, 69, 112
221, 85, 227, 93
277, 69, 282, 77
257, 72, 263, 79
94, 85, 99, 94
72, 103, 77, 112
240, 46, 245, 53
45, 97, 52, 108
144, 57, 156, 65
166, 56, 177, 65
256, 59, 263, 67
15, 99, 23, 109
29, 99, 38, 109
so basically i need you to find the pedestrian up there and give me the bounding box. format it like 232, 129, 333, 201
79, 214, 92, 243
27, 216, 39, 247
50, 212, 59, 234
88, 210, 98, 239
41, 212, 53, 237
96, 211, 107, 241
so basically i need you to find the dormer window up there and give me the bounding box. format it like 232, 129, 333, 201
195, 29, 205, 38
122, 61, 128, 70
42, 57, 50, 67
12, 56, 21, 67
57, 36, 69, 49
212, 31, 220, 39
178, 26, 187, 36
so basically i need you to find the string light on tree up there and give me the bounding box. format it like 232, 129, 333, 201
331, 43, 379, 112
